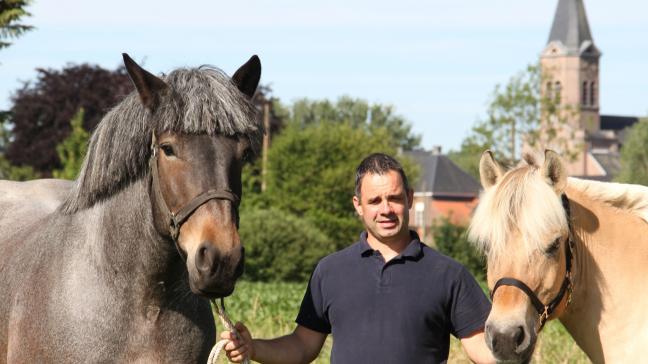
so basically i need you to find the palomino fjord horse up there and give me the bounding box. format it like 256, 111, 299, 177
469, 150, 648, 363
0, 54, 262, 363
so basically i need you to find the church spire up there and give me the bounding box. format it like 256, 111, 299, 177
547, 0, 600, 56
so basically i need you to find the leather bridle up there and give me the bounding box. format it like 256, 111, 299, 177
149, 132, 240, 261
490, 194, 574, 331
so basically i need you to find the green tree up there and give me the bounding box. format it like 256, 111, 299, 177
290, 96, 420, 149
239, 207, 334, 282
257, 120, 418, 250
0, 0, 33, 51
0, 110, 37, 180
432, 218, 485, 281
447, 122, 496, 180
616, 118, 648, 185
449, 63, 577, 179
53, 108, 89, 180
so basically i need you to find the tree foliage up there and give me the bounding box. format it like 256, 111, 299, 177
0, 0, 33, 51
241, 96, 420, 255
432, 218, 485, 281
290, 96, 421, 150
616, 118, 648, 185
0, 110, 37, 180
53, 108, 88, 180
5, 64, 132, 174
239, 207, 334, 282
449, 63, 576, 179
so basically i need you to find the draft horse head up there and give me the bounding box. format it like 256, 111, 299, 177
121, 54, 261, 298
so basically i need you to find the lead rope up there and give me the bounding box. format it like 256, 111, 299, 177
208, 298, 250, 364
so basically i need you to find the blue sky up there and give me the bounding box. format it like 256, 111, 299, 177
1, 0, 647, 152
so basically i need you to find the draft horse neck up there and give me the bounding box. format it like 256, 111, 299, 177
490, 193, 575, 331
148, 131, 240, 261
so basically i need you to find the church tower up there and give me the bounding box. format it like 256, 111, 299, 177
540, 0, 602, 176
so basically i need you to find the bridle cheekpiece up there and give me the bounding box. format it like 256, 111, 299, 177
149, 132, 240, 261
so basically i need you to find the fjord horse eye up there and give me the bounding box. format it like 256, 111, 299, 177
545, 238, 560, 256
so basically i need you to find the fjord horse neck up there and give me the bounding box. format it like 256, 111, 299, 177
562, 179, 648, 363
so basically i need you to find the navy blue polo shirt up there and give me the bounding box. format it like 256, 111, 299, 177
296, 231, 491, 363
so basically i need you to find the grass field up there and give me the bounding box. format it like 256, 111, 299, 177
216, 281, 590, 363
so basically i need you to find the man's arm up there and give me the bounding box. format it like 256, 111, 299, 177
223, 323, 327, 364
460, 329, 496, 364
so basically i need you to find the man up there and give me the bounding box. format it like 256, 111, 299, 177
223, 153, 495, 363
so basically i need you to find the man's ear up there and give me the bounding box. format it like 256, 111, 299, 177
353, 195, 363, 216
406, 188, 414, 209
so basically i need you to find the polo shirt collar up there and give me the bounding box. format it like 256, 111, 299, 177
357, 230, 423, 259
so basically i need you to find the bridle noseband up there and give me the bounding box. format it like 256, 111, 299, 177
489, 194, 574, 331
149, 132, 240, 261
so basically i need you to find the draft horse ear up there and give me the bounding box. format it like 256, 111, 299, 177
122, 53, 168, 111
479, 150, 504, 189
232, 55, 261, 98
542, 149, 567, 193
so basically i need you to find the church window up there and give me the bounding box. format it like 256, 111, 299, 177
546, 82, 553, 99
590, 81, 596, 106
554, 81, 562, 103
582, 81, 589, 105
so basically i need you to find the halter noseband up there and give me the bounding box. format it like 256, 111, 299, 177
489, 194, 574, 331
149, 132, 240, 261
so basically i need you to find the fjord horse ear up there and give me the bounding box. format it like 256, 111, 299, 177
542, 149, 567, 193
122, 53, 168, 111
479, 150, 504, 189
232, 55, 261, 98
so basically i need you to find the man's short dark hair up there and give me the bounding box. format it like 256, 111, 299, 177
354, 153, 410, 198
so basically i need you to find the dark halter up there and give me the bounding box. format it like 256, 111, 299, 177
490, 194, 574, 331
149, 132, 240, 261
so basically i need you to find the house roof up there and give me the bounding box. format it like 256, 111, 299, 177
592, 151, 621, 175
404, 149, 481, 197
547, 0, 600, 56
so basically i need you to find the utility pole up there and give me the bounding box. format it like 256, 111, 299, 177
261, 100, 271, 192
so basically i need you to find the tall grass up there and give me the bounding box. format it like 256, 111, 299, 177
216, 281, 589, 363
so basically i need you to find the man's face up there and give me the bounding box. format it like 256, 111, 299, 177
353, 170, 413, 245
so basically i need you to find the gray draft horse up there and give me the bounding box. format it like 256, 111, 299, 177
0, 53, 262, 363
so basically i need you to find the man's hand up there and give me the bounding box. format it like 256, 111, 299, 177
222, 322, 254, 363
220, 324, 326, 364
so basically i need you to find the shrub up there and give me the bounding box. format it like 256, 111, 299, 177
239, 207, 335, 282
432, 218, 486, 281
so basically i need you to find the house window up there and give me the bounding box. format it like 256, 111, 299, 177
414, 202, 425, 227
582, 81, 589, 105
590, 81, 596, 106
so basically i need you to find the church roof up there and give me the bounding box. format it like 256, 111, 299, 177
547, 0, 600, 56
404, 149, 481, 198
600, 115, 639, 131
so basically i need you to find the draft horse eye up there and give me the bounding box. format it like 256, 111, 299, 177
160, 144, 175, 157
